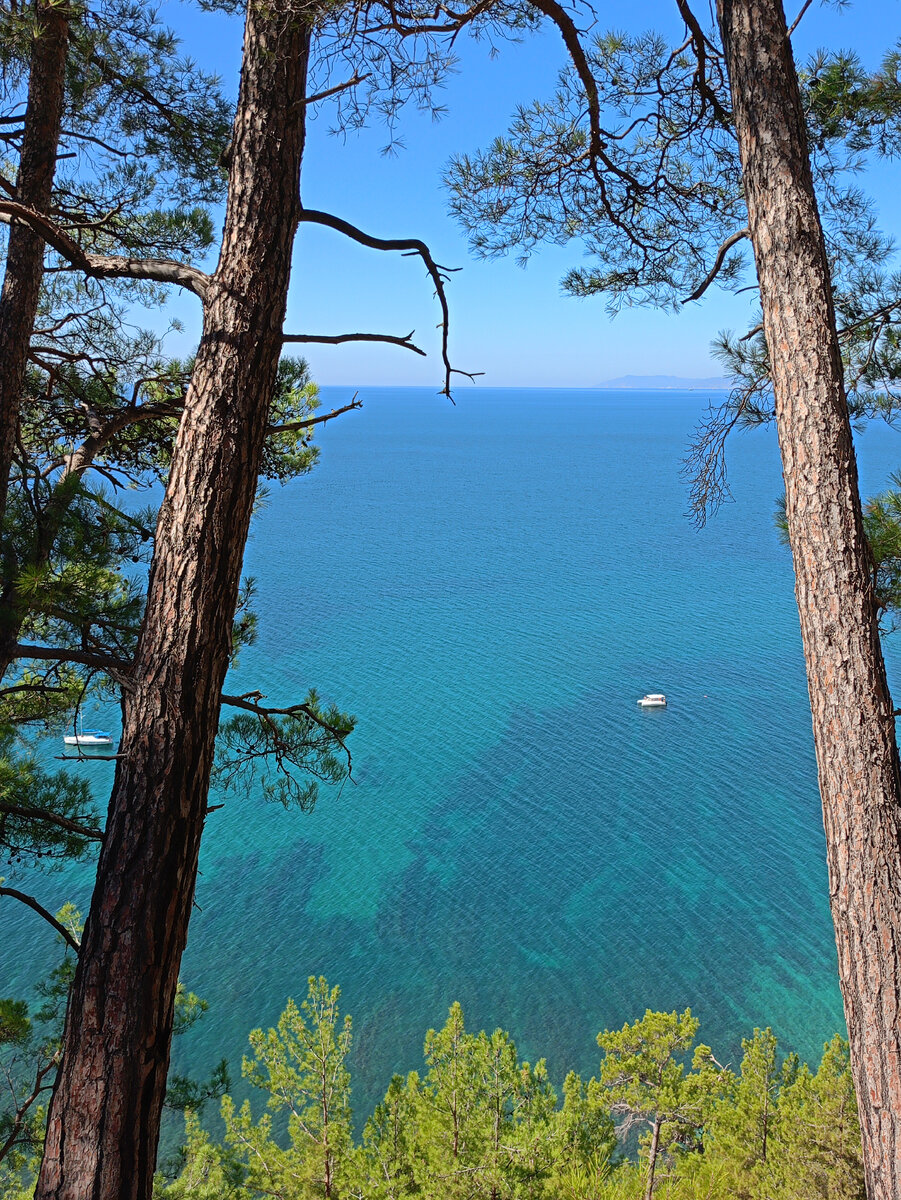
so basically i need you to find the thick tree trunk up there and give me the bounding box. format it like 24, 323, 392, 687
717, 1, 901, 1196
34, 4, 311, 1197
0, 0, 69, 669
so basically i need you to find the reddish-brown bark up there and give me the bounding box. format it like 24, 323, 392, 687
0, 0, 69, 663
34, 3, 312, 1197
717, 1, 901, 1194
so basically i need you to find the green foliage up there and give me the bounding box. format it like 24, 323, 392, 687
859, 476, 901, 629
355, 1073, 420, 1200
160, 997, 865, 1200
154, 1110, 247, 1200
0, 1000, 30, 1047
0, 727, 101, 873
769, 1036, 865, 1200
263, 359, 324, 484
0, 909, 79, 1190
544, 1071, 617, 1199
165, 1060, 232, 1117
221, 977, 354, 1199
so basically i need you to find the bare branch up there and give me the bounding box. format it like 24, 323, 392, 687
282, 330, 426, 356
301, 73, 370, 106
0, 201, 210, 299
787, 0, 814, 37
298, 207, 481, 396
56, 753, 124, 761
268, 396, 362, 434
0, 887, 80, 953
682, 228, 750, 303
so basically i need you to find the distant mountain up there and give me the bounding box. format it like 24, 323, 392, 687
600, 374, 732, 390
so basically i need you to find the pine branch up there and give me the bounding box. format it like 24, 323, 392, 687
0, 803, 103, 841
13, 644, 133, 688
682, 229, 750, 303
0, 200, 210, 298
220, 691, 353, 774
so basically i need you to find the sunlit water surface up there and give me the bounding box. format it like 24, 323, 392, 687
8, 386, 900, 1133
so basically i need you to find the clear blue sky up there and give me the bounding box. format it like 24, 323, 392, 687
159, 0, 901, 388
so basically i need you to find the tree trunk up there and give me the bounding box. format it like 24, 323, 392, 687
34, 3, 311, 1197
0, 0, 69, 665
717, 1, 901, 1195
644, 1115, 661, 1200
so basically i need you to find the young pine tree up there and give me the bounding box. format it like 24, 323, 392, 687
222, 978, 354, 1200
353, 1073, 420, 1200
544, 1071, 616, 1200
597, 1009, 721, 1200
770, 1034, 865, 1200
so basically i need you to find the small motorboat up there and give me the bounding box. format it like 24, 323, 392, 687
63, 729, 114, 746
637, 694, 667, 707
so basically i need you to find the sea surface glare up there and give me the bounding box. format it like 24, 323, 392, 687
11, 385, 900, 1124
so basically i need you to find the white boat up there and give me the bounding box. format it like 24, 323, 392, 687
63, 729, 113, 746
637, 693, 667, 707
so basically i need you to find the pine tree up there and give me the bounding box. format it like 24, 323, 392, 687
222, 979, 354, 1200
770, 1035, 866, 1200
597, 1009, 724, 1200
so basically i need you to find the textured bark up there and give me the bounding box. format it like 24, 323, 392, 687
717, 1, 901, 1195
644, 1116, 661, 1200
34, 3, 312, 1197
0, 0, 69, 665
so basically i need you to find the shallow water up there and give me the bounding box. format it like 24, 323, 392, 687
8, 385, 900, 1128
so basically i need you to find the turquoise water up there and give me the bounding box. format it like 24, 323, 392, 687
7, 386, 901, 1126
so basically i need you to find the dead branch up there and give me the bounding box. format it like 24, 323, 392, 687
787, 0, 814, 37
298, 207, 481, 396
282, 330, 426, 356
301, 72, 370, 105
268, 396, 362, 434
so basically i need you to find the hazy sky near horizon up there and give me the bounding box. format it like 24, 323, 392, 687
159, 0, 901, 389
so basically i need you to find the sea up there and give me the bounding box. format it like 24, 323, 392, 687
7, 385, 901, 1132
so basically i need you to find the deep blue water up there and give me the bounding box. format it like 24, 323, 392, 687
7, 386, 901, 1128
